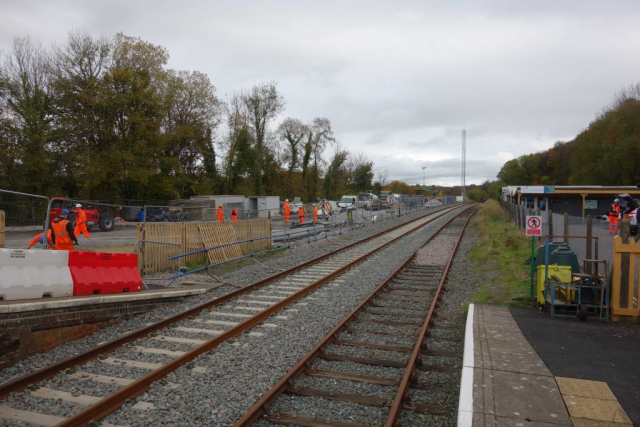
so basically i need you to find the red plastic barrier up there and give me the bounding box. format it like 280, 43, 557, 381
69, 252, 142, 296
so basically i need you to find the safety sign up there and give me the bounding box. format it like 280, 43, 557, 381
526, 215, 542, 236
386, 195, 397, 205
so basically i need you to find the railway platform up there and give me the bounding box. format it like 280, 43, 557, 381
459, 304, 635, 427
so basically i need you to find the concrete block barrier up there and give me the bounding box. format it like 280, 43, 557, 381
0, 249, 73, 300
69, 252, 142, 296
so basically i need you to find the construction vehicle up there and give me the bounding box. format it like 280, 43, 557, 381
47, 197, 115, 232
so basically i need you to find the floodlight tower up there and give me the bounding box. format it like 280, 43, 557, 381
461, 129, 466, 199
422, 166, 427, 187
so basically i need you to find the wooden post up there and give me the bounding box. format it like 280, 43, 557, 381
586, 216, 592, 274
0, 210, 5, 248
620, 218, 630, 308
563, 212, 569, 244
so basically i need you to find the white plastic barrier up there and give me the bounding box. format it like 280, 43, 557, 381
0, 249, 73, 300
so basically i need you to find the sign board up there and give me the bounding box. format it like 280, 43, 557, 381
519, 186, 555, 194
526, 215, 542, 236
585, 199, 598, 210
456, 196, 464, 202
386, 195, 397, 205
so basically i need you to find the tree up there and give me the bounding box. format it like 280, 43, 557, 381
277, 118, 307, 197
303, 117, 334, 201
375, 167, 389, 187
0, 36, 55, 194
239, 82, 285, 195
323, 143, 349, 200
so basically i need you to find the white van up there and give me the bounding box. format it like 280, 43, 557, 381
337, 195, 357, 212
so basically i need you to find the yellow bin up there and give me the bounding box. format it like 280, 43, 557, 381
537, 264, 572, 305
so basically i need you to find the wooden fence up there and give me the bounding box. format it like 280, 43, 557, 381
611, 235, 640, 321
136, 219, 271, 274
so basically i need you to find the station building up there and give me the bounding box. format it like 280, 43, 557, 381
501, 185, 640, 217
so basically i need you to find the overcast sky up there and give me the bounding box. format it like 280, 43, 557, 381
2, 0, 639, 186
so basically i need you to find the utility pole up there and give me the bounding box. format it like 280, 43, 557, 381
421, 166, 426, 188
461, 129, 466, 199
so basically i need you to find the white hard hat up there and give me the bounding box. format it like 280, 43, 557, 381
75, 203, 82, 208
285, 199, 289, 202
614, 199, 620, 202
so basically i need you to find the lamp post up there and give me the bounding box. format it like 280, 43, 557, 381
421, 166, 426, 187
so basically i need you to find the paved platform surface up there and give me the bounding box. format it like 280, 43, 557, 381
460, 305, 634, 427
511, 306, 640, 426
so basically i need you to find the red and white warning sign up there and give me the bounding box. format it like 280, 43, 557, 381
526, 215, 542, 236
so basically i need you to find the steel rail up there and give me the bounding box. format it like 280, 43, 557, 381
52, 206, 463, 426
0, 206, 456, 402
232, 205, 476, 427
384, 207, 477, 426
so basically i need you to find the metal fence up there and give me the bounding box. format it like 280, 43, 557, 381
501, 201, 615, 267
0, 189, 50, 228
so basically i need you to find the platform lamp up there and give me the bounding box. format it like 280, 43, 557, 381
422, 166, 427, 188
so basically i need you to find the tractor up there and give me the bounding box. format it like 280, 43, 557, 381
47, 197, 115, 232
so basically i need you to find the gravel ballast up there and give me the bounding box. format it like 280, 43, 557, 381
1, 205, 476, 427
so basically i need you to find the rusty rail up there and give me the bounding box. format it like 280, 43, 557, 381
52, 206, 462, 426
0, 206, 456, 402
233, 206, 477, 426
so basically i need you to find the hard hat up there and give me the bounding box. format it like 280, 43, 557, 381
614, 199, 620, 202
61, 209, 69, 215
219, 204, 223, 208
285, 199, 289, 202
75, 203, 82, 208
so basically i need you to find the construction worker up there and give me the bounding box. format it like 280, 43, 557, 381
216, 204, 224, 223
50, 209, 78, 251
298, 206, 305, 224
27, 230, 53, 249
283, 199, 290, 223
231, 207, 238, 223
313, 204, 318, 223
74, 203, 90, 239
609, 198, 621, 234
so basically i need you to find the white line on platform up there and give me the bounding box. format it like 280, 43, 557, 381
457, 303, 475, 427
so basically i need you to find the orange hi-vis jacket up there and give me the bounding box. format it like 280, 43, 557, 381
76, 208, 87, 225
52, 219, 74, 250
609, 204, 620, 221
231, 208, 238, 223
28, 230, 53, 248
217, 207, 224, 223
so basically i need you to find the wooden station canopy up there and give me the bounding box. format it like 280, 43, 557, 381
503, 185, 640, 217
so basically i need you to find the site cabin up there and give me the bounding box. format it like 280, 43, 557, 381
501, 185, 640, 218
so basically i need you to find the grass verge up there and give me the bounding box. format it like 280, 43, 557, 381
469, 200, 533, 306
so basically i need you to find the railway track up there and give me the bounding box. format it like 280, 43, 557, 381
0, 205, 465, 427
234, 207, 476, 427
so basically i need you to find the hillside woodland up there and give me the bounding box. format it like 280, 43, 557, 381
497, 85, 640, 187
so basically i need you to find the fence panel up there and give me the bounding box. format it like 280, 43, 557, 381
0, 189, 49, 228
137, 219, 272, 274
611, 236, 640, 321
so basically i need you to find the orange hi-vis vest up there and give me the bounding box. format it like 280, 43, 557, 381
76, 208, 87, 224
52, 220, 73, 249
